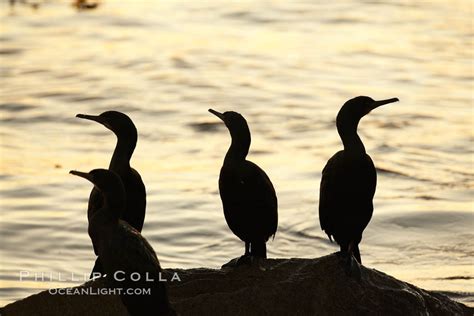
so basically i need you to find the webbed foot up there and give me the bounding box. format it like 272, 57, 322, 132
236, 254, 253, 265
222, 254, 263, 268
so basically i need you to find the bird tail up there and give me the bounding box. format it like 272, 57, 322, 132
250, 241, 267, 258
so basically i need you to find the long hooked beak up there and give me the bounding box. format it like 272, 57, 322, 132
372, 98, 399, 109
208, 109, 225, 121
76, 113, 104, 123
69, 170, 93, 182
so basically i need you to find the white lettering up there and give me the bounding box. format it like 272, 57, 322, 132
171, 272, 181, 282
158, 273, 167, 282
19, 271, 29, 281
130, 272, 140, 282
145, 272, 154, 281
114, 271, 125, 281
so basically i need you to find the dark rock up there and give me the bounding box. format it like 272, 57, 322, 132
1, 278, 127, 316
2, 254, 472, 315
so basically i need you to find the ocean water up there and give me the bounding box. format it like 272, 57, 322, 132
0, 0, 472, 307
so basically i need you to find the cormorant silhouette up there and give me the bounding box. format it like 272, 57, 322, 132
319, 96, 398, 269
209, 109, 278, 260
70, 169, 173, 316
76, 111, 146, 275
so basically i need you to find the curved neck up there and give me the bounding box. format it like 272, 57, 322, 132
90, 205, 119, 229
93, 187, 125, 226
224, 129, 251, 163
89, 193, 123, 251
109, 134, 136, 172
337, 117, 366, 156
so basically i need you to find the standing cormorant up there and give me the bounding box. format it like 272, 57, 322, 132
319, 96, 398, 269
70, 169, 173, 316
76, 111, 146, 274
209, 109, 278, 260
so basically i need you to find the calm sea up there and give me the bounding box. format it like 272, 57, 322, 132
0, 0, 472, 307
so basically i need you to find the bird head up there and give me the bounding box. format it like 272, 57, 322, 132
70, 169, 126, 213
208, 109, 250, 137
340, 96, 399, 119
336, 96, 398, 133
76, 111, 137, 139
209, 109, 251, 160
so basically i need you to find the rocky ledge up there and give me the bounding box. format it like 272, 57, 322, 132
1, 254, 472, 315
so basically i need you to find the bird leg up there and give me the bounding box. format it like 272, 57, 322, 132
249, 240, 267, 259
234, 242, 252, 265
346, 241, 362, 280
221, 242, 252, 268
236, 240, 268, 266
336, 243, 361, 280
222, 241, 268, 268
337, 243, 349, 260
349, 241, 362, 264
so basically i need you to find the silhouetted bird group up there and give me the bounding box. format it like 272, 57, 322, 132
70, 96, 398, 314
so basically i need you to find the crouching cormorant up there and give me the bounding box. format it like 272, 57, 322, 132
76, 111, 146, 275
319, 96, 398, 273
70, 169, 173, 316
209, 109, 278, 261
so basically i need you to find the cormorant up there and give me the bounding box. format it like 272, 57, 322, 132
319, 96, 398, 270
70, 169, 174, 316
209, 109, 278, 260
76, 111, 146, 274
